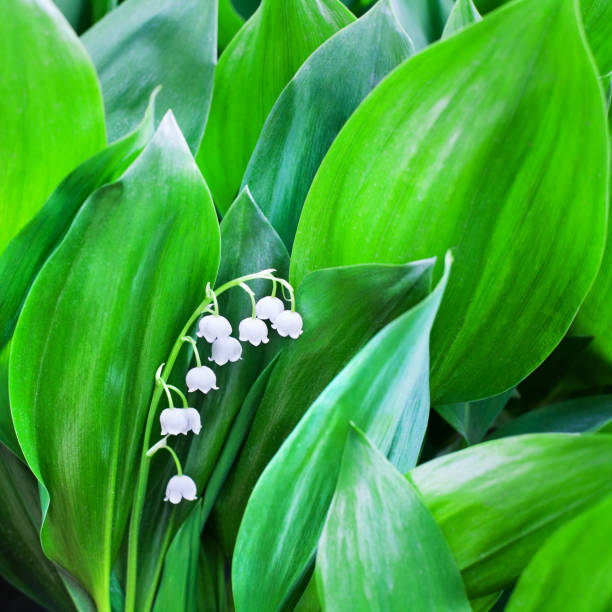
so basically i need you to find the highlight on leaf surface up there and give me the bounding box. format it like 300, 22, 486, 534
291, 0, 609, 404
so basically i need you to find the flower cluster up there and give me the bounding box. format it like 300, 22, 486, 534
146, 270, 302, 504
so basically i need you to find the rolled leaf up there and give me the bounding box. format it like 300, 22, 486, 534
9, 113, 220, 610
411, 433, 612, 596
442, 0, 481, 37
317, 424, 470, 612
291, 0, 609, 403
231, 255, 451, 611
241, 0, 413, 247
389, 0, 453, 49
82, 0, 217, 152
1, 0, 105, 258
196, 0, 353, 212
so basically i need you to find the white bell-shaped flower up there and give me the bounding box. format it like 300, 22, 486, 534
186, 366, 218, 393
209, 336, 243, 366
272, 310, 304, 339
184, 408, 202, 435
160, 408, 189, 436
164, 474, 197, 504
239, 317, 269, 346
196, 314, 232, 343
255, 296, 284, 322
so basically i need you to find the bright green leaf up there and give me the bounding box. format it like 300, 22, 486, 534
317, 424, 470, 612
506, 493, 612, 612
291, 0, 609, 403
9, 113, 220, 611
1, 0, 105, 258
219, 0, 244, 51
82, 0, 217, 152
242, 0, 413, 248
0, 94, 157, 352
581, 0, 612, 75
411, 433, 612, 596
196, 0, 354, 212
231, 255, 451, 612
213, 258, 434, 549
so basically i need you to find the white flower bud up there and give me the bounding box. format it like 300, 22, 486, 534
164, 474, 197, 504
255, 296, 285, 322
209, 336, 243, 366
239, 317, 269, 346
272, 311, 304, 339
196, 314, 232, 343
186, 366, 218, 393
184, 408, 202, 435
160, 408, 190, 435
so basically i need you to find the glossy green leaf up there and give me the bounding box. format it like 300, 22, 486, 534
0, 443, 75, 611
389, 0, 453, 49
9, 113, 220, 611
232, 255, 450, 612
506, 493, 612, 612
82, 0, 217, 152
196, 0, 354, 212
213, 258, 434, 549
291, 0, 609, 403
410, 433, 612, 596
1, 0, 105, 258
442, 0, 481, 37
436, 388, 514, 445
0, 94, 157, 352
317, 425, 470, 612
490, 395, 612, 438
241, 0, 413, 247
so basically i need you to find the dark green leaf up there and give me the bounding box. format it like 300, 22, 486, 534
242, 0, 413, 248
231, 255, 451, 611
506, 493, 612, 612
317, 424, 470, 611
213, 258, 434, 550
291, 0, 609, 403
389, 0, 453, 49
82, 0, 217, 152
490, 395, 612, 438
410, 433, 612, 596
582, 0, 612, 75
9, 114, 220, 610
218, 0, 244, 51
1, 0, 105, 258
196, 0, 354, 212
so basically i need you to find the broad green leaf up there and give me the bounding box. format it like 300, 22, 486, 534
219, 0, 244, 51
92, 0, 116, 22
241, 0, 413, 247
470, 593, 502, 612
490, 395, 612, 438
0, 443, 74, 611
506, 493, 612, 612
82, 0, 217, 152
436, 388, 514, 445
1, 0, 105, 258
213, 258, 434, 549
196, 0, 354, 212
197, 536, 232, 612
442, 0, 481, 37
389, 0, 453, 50
410, 433, 612, 596
317, 425, 470, 612
0, 94, 157, 352
0, 344, 20, 460
231, 255, 450, 612
291, 0, 609, 403
9, 114, 220, 611
52, 0, 91, 33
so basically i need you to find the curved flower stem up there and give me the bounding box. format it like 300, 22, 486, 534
124, 268, 278, 612
206, 282, 219, 315
239, 282, 257, 318
155, 366, 174, 409
270, 277, 278, 298
265, 274, 296, 312
181, 336, 202, 367
166, 384, 188, 408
